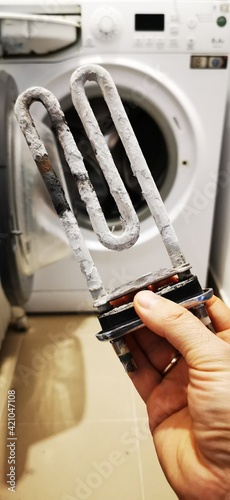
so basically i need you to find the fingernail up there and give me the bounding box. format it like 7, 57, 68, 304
135, 290, 160, 309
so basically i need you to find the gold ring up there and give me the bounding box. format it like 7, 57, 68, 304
161, 353, 181, 376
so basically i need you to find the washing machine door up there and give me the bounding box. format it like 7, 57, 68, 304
0, 71, 72, 306
0, 71, 34, 306
58, 88, 170, 230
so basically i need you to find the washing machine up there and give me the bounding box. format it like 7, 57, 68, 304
0, 0, 230, 313
0, 54, 72, 335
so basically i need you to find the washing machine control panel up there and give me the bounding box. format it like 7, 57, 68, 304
0, 1, 230, 59
81, 1, 230, 55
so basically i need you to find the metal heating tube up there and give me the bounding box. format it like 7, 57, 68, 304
14, 64, 214, 374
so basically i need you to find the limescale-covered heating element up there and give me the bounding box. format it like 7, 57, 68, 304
14, 64, 214, 373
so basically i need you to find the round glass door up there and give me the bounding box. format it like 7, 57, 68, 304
53, 91, 172, 230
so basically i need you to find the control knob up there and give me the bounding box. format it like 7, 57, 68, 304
91, 8, 122, 41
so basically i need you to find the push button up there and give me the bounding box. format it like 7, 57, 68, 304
220, 4, 229, 13
187, 38, 195, 50
170, 38, 178, 48
134, 36, 143, 47
170, 15, 179, 23
187, 18, 197, 29
217, 16, 227, 27
146, 37, 154, 46
170, 26, 179, 35
156, 37, 165, 48
191, 56, 208, 69
209, 56, 224, 68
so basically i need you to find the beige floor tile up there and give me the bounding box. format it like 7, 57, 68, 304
78, 329, 136, 422
131, 384, 148, 419
137, 420, 177, 500
0, 332, 24, 420
11, 331, 85, 428
12, 314, 137, 422
0, 420, 145, 500
0, 314, 178, 500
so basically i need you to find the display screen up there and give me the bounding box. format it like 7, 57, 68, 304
135, 14, 164, 31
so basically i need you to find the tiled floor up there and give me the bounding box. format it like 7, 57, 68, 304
0, 314, 177, 500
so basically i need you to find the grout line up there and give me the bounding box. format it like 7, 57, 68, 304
130, 386, 147, 500
82, 416, 148, 423
14, 418, 143, 425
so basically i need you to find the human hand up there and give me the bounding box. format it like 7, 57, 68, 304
126, 292, 230, 500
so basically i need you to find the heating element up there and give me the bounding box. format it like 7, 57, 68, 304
14, 64, 214, 373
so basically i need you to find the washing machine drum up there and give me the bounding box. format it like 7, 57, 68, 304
56, 95, 169, 229
0, 71, 72, 306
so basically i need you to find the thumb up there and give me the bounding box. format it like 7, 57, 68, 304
133, 290, 228, 369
